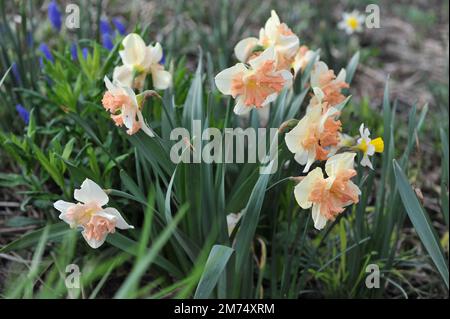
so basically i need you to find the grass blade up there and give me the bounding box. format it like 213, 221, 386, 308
393, 159, 449, 288
194, 245, 234, 299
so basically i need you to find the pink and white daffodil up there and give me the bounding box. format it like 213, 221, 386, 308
294, 153, 360, 230
215, 47, 292, 115
285, 95, 342, 172
53, 179, 134, 248
102, 76, 155, 137
310, 61, 348, 109
292, 45, 318, 76
234, 10, 299, 71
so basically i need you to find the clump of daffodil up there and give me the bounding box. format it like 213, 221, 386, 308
338, 10, 365, 35
354, 123, 384, 169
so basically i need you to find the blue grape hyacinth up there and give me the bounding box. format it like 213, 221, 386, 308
48, 0, 62, 31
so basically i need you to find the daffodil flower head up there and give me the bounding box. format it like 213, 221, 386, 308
285, 101, 342, 172
292, 45, 318, 76
102, 76, 155, 137
215, 46, 293, 115
310, 61, 349, 109
294, 152, 361, 230
53, 178, 134, 248
356, 123, 384, 169
113, 33, 172, 90
338, 10, 365, 35
234, 10, 299, 71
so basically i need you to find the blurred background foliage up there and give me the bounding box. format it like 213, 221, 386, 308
0, 0, 448, 298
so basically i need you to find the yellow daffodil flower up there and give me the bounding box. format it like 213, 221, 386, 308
356, 123, 384, 169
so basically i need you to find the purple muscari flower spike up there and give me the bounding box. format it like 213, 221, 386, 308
112, 18, 126, 35
12, 62, 21, 84
48, 0, 62, 31
102, 33, 114, 51
16, 104, 30, 125
82, 48, 89, 59
71, 43, 89, 61
159, 53, 165, 65
70, 43, 78, 61
39, 43, 54, 63
100, 19, 112, 36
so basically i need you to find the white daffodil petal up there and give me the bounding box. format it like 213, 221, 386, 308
285, 121, 308, 154
277, 34, 300, 57
294, 167, 323, 209
312, 204, 327, 230
294, 150, 308, 166
313, 87, 325, 103
303, 150, 317, 173
234, 37, 259, 62
74, 178, 109, 206
122, 86, 139, 107
361, 154, 373, 169
261, 92, 278, 107
264, 10, 281, 40
121, 104, 136, 129
104, 76, 118, 93
102, 207, 134, 230
137, 111, 155, 137
149, 43, 163, 66
120, 33, 146, 66
310, 61, 328, 88
249, 46, 275, 70
81, 230, 107, 249
325, 152, 356, 177
112, 65, 134, 88
152, 68, 172, 90
367, 144, 376, 156
359, 123, 366, 137
53, 200, 74, 214
215, 63, 247, 95
233, 96, 251, 115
